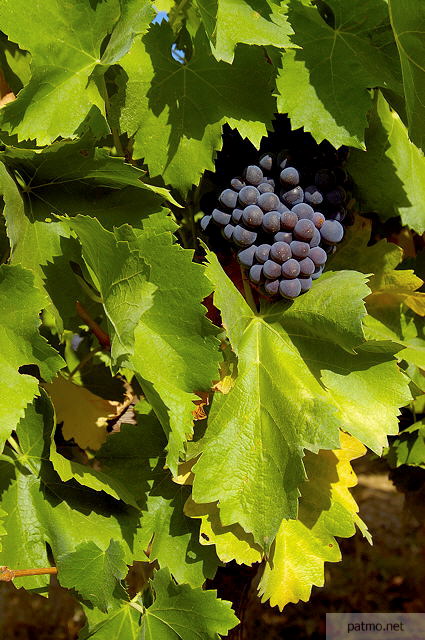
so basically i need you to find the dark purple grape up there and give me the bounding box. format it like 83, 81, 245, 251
298, 257, 315, 276
304, 186, 323, 206
294, 219, 315, 241
291, 203, 314, 221
212, 208, 231, 226
255, 244, 271, 264
233, 225, 257, 247
262, 211, 281, 233
299, 277, 312, 293
258, 192, 280, 212
231, 177, 245, 192
263, 259, 282, 279
282, 187, 304, 206
258, 182, 274, 194
325, 187, 346, 206
312, 265, 324, 280
238, 185, 259, 206
219, 189, 238, 209
330, 210, 346, 222
279, 278, 301, 299
320, 220, 344, 244
242, 205, 263, 228
281, 259, 300, 279
244, 165, 263, 186
232, 208, 243, 223
309, 246, 327, 266
264, 279, 280, 296
237, 245, 257, 268
259, 153, 274, 172
200, 215, 211, 231
312, 212, 325, 228
280, 167, 300, 186
249, 264, 264, 285
310, 227, 321, 247
290, 240, 310, 259
274, 231, 292, 244
315, 169, 335, 190
222, 224, 234, 241
270, 242, 292, 264
280, 211, 297, 231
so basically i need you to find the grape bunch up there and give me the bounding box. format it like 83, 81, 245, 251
201, 149, 347, 300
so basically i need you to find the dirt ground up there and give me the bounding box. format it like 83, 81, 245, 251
0, 455, 424, 640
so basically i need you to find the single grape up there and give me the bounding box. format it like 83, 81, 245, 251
310, 227, 321, 247
282, 186, 304, 206
258, 192, 280, 212
280, 210, 298, 230
258, 182, 274, 194
320, 219, 344, 244
262, 211, 281, 233
249, 264, 264, 285
312, 211, 325, 228
233, 225, 257, 247
232, 208, 243, 223
219, 188, 238, 209
294, 219, 315, 241
279, 278, 301, 299
304, 186, 323, 206
326, 187, 346, 206
264, 279, 280, 296
312, 265, 324, 280
244, 165, 263, 186
274, 231, 292, 244
222, 224, 234, 241
212, 208, 231, 226
290, 240, 310, 259
299, 277, 312, 293
259, 153, 273, 172
291, 203, 314, 221
298, 256, 315, 276
238, 185, 260, 207
309, 246, 327, 266
281, 258, 300, 279
255, 244, 271, 264
270, 241, 292, 264
230, 177, 245, 192
277, 151, 290, 169
277, 202, 290, 214
263, 259, 282, 280
200, 215, 211, 231
237, 245, 257, 268
242, 204, 263, 228
315, 169, 335, 190
280, 167, 300, 186
330, 210, 346, 222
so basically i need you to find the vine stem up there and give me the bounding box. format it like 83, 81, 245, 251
240, 266, 257, 313
98, 74, 125, 158
76, 301, 111, 350
0, 566, 57, 582
68, 346, 102, 381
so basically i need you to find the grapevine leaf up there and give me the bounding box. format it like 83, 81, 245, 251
388, 0, 425, 153
0, 264, 64, 449
100, 0, 155, 65
140, 568, 239, 639
96, 417, 220, 587
191, 252, 410, 546
119, 22, 275, 192
258, 433, 368, 609
387, 420, 425, 468
277, 0, 402, 148
57, 540, 128, 612
79, 599, 140, 640
195, 0, 295, 63
348, 92, 425, 234
0, 394, 142, 590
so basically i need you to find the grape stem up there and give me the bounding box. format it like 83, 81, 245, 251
0, 566, 58, 582
240, 265, 257, 313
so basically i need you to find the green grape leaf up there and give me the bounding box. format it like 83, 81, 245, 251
191, 252, 410, 546
195, 0, 295, 63
389, 0, 425, 153
387, 420, 425, 468
119, 22, 275, 192
277, 0, 402, 149
348, 91, 425, 235
258, 433, 369, 609
0, 264, 64, 449
57, 540, 128, 612
0, 393, 141, 590
0, 0, 153, 144
140, 568, 239, 639
96, 416, 220, 587
79, 599, 140, 640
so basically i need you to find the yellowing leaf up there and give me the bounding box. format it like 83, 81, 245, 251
44, 375, 125, 449
258, 432, 368, 610
184, 497, 263, 566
